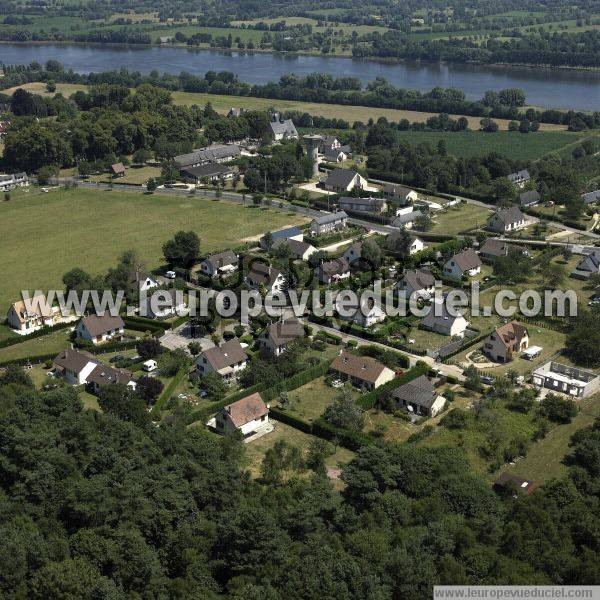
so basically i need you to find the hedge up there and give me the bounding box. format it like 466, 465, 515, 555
357, 344, 410, 369
122, 315, 171, 331
0, 352, 58, 368
312, 418, 374, 451
267, 407, 313, 434
356, 362, 430, 410
151, 367, 188, 416
261, 359, 332, 402
0, 321, 73, 350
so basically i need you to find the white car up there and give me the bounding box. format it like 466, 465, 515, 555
165, 271, 176, 279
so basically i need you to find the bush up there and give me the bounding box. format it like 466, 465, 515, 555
539, 393, 578, 424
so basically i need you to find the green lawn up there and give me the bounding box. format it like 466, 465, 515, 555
0, 187, 307, 315
499, 391, 600, 484
0, 328, 72, 363
430, 203, 491, 235
283, 377, 359, 423
89, 165, 161, 185
395, 130, 585, 160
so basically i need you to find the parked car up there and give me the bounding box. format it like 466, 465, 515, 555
109, 355, 125, 363
165, 271, 176, 279
480, 375, 495, 385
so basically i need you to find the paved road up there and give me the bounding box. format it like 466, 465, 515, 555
303, 319, 465, 381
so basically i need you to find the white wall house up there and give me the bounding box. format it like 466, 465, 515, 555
420, 299, 469, 337
443, 249, 482, 280
7, 294, 62, 335
487, 206, 528, 234
141, 289, 187, 319
208, 393, 270, 438
75, 314, 125, 345
395, 269, 436, 300
197, 339, 249, 382
259, 319, 304, 356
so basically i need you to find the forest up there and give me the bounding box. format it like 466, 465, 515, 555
0, 360, 599, 597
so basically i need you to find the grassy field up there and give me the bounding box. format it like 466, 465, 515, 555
502, 391, 600, 484
0, 187, 307, 314
395, 130, 585, 160
5, 83, 569, 133
242, 419, 355, 481
429, 203, 491, 235
0, 328, 72, 362
89, 165, 161, 185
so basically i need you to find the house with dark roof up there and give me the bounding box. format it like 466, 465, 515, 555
209, 392, 270, 437
339, 196, 387, 214
487, 206, 528, 233
329, 351, 395, 390
392, 375, 446, 417
316, 257, 351, 284
382, 184, 419, 205
395, 268, 436, 300
506, 169, 531, 189
443, 248, 482, 280
581, 190, 600, 205
200, 250, 239, 278
174, 144, 241, 169
269, 116, 298, 141
53, 348, 136, 392
196, 339, 249, 382
180, 163, 234, 183
259, 319, 304, 356
245, 263, 286, 293
391, 207, 423, 229
273, 238, 317, 261
322, 168, 367, 193
483, 321, 529, 362
570, 249, 600, 280
386, 231, 426, 255
420, 298, 469, 337
309, 211, 348, 235
478, 239, 529, 262
129, 270, 159, 294
260, 226, 303, 251
75, 315, 125, 345
519, 189, 540, 207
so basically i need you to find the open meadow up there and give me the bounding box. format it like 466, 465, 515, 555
0, 187, 307, 314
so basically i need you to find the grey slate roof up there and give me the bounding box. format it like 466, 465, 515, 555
400, 268, 436, 291
203, 250, 238, 271
312, 211, 348, 226
507, 169, 531, 183
202, 339, 248, 371
491, 205, 525, 226
174, 144, 240, 168
392, 375, 437, 410
324, 168, 359, 189
269, 119, 298, 138
581, 190, 600, 205
450, 248, 482, 272
519, 190, 540, 206
571, 249, 600, 279
180, 163, 233, 179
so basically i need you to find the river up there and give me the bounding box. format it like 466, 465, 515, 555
2, 43, 600, 111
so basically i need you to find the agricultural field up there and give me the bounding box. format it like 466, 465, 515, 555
5, 83, 569, 133
0, 187, 307, 315
394, 130, 586, 160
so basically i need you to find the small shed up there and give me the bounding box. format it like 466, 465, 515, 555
110, 162, 126, 177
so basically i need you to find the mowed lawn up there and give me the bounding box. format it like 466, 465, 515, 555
430, 203, 491, 235
0, 188, 306, 314
395, 130, 584, 160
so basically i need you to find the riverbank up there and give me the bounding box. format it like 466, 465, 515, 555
0, 42, 599, 111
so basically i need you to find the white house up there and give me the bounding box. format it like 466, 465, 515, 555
382, 183, 419, 205
208, 392, 270, 438
200, 250, 239, 278
259, 318, 304, 356
443, 248, 482, 280
487, 206, 528, 234
273, 239, 317, 261
196, 339, 249, 382
260, 226, 303, 251
141, 289, 187, 319
337, 300, 386, 328
309, 211, 348, 236
75, 314, 125, 345
53, 348, 136, 392
322, 168, 368, 193
245, 263, 286, 294
7, 294, 64, 335
0, 172, 28, 192
507, 169, 531, 189
269, 116, 298, 141
391, 207, 423, 230
129, 270, 159, 295
395, 268, 436, 300
420, 298, 469, 337
316, 257, 351, 284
